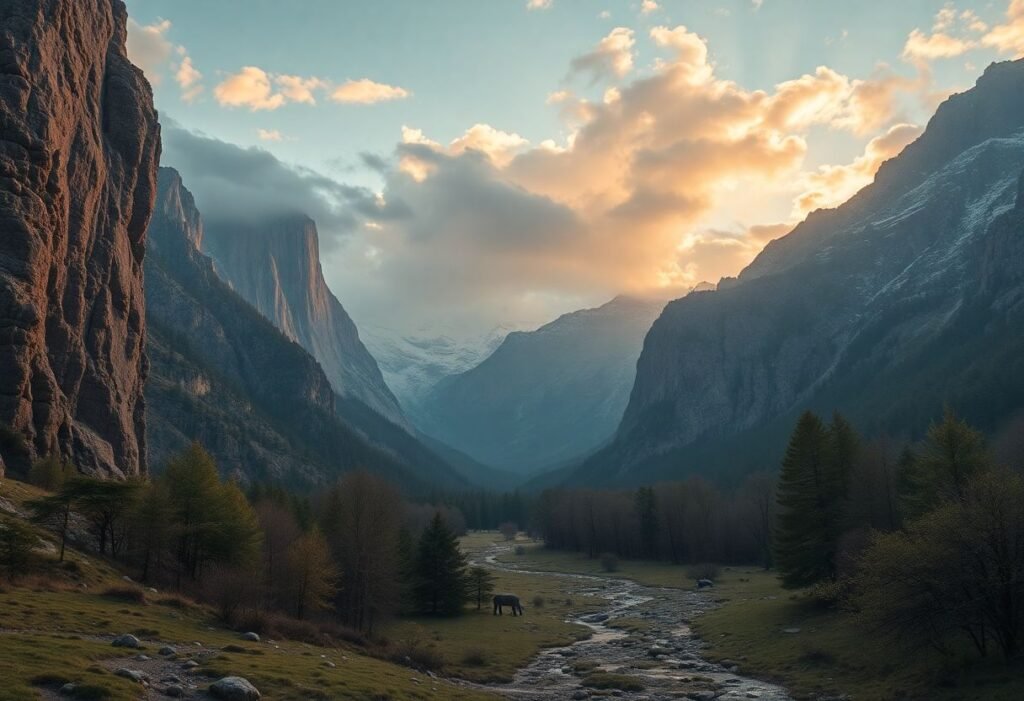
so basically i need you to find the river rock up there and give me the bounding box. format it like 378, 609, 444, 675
210, 676, 261, 700
0, 0, 159, 477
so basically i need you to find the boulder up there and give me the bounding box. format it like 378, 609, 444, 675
241, 632, 260, 642
210, 676, 261, 700
112, 634, 142, 649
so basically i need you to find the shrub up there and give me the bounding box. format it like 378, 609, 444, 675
461, 647, 489, 667
532, 595, 545, 608
0, 517, 38, 580
686, 563, 720, 582
600, 552, 619, 572
389, 636, 446, 672
498, 522, 518, 541
806, 579, 853, 610
101, 586, 147, 604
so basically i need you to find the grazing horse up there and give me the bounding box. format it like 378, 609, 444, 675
493, 594, 524, 616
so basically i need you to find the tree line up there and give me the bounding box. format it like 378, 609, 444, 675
21, 444, 496, 634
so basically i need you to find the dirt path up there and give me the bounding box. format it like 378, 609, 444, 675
469, 543, 793, 701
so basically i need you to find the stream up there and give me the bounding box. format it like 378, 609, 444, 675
472, 543, 792, 701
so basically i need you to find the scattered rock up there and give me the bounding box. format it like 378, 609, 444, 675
135, 654, 150, 661
571, 691, 589, 700
241, 632, 260, 642
210, 676, 261, 700
782, 627, 801, 634
182, 660, 200, 669
112, 634, 142, 649
165, 686, 185, 698
59, 683, 76, 696
114, 669, 146, 683
159, 646, 177, 656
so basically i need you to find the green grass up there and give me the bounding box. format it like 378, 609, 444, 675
381, 533, 600, 683
693, 570, 1024, 701
0, 478, 496, 701
581, 671, 646, 691
493, 539, 739, 590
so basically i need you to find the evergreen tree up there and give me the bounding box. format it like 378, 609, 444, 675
634, 487, 658, 559
901, 408, 990, 520
414, 512, 470, 616
467, 566, 495, 611
775, 411, 843, 588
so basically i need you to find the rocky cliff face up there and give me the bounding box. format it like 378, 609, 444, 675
418, 296, 667, 473
202, 218, 407, 429
578, 59, 1024, 486
146, 169, 466, 489
0, 0, 160, 477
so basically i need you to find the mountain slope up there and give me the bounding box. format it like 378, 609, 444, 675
0, 0, 159, 477
576, 59, 1024, 486
362, 325, 510, 414
202, 216, 407, 428
145, 168, 466, 490
417, 296, 667, 473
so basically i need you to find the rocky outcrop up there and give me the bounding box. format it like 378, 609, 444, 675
202, 217, 407, 428
577, 59, 1024, 486
146, 169, 466, 489
0, 0, 160, 477
417, 296, 667, 473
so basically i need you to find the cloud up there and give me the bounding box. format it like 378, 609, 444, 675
983, 0, 1024, 56
257, 129, 284, 142
641, 1, 660, 15
569, 27, 636, 82
213, 67, 286, 110
903, 2, 1024, 62
126, 19, 173, 85
161, 123, 408, 248
527, 0, 553, 9
330, 79, 411, 104
793, 122, 923, 217
276, 75, 327, 105
175, 55, 203, 103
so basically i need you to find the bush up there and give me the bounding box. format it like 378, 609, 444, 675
101, 586, 147, 604
686, 563, 720, 582
806, 579, 853, 610
532, 595, 545, 608
28, 456, 75, 491
389, 635, 446, 672
0, 517, 38, 580
600, 552, 619, 572
461, 647, 489, 667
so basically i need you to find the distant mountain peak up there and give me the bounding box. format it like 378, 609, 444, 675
202, 215, 408, 429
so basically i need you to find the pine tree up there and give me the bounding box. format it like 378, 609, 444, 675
467, 566, 495, 610
901, 408, 990, 520
414, 512, 470, 616
775, 411, 834, 588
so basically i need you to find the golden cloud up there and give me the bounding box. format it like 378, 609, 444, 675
331, 79, 410, 104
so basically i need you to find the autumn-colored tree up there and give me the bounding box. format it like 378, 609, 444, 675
284, 529, 337, 620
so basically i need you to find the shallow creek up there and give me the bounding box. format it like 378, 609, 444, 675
470, 543, 792, 701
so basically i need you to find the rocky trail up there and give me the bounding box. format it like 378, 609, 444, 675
469, 543, 792, 701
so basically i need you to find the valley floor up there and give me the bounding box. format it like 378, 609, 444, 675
494, 541, 1024, 701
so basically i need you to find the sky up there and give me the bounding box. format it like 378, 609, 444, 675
124, 0, 1024, 340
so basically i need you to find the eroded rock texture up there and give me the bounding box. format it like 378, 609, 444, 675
0, 0, 160, 477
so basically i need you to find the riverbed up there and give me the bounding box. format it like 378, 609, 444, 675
469, 542, 792, 701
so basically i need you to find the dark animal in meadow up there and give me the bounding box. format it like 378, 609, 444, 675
697, 578, 714, 589
493, 594, 524, 616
